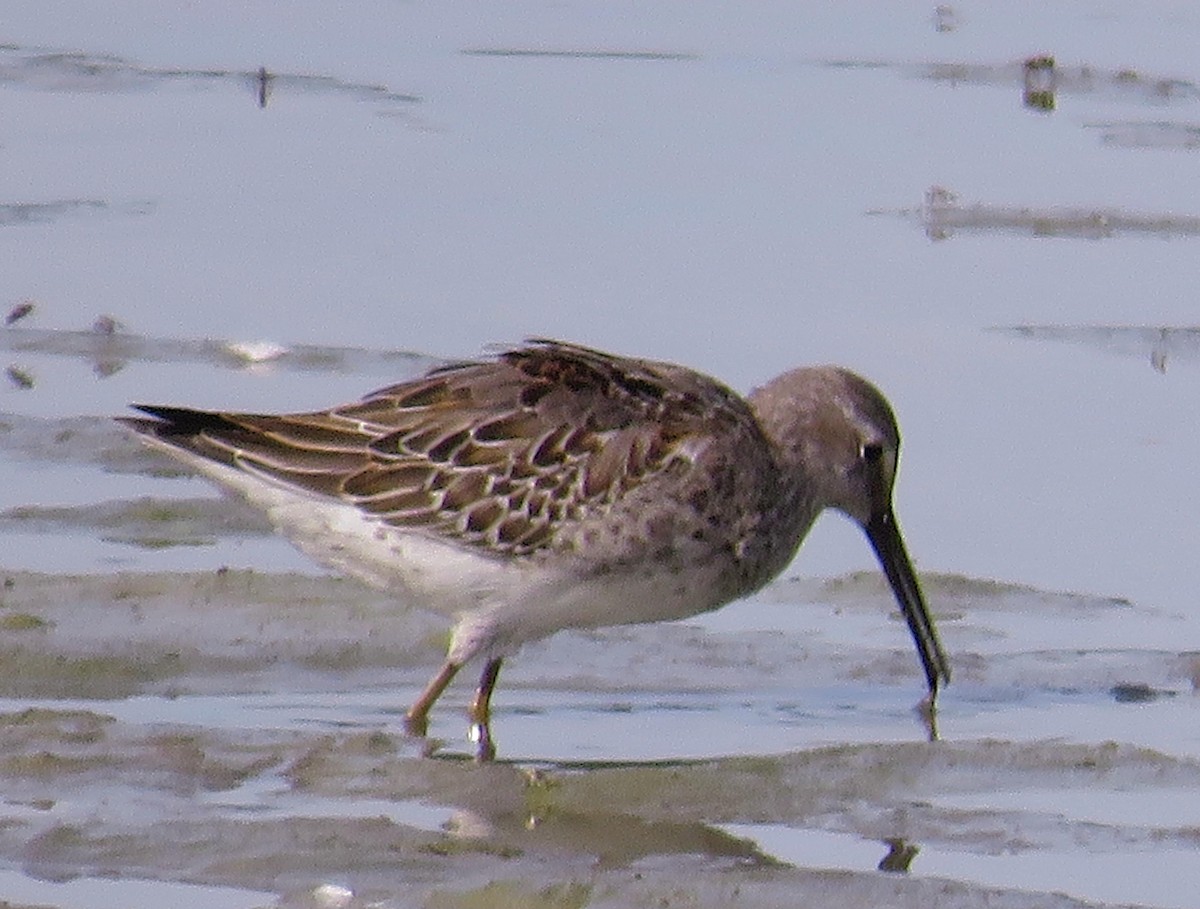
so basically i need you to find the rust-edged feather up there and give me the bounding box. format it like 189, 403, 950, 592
121, 340, 756, 557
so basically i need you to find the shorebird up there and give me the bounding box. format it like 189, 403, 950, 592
122, 339, 949, 759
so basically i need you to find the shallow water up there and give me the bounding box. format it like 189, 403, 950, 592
3, 1, 1200, 907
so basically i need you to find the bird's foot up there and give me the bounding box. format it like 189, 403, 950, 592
469, 720, 497, 763
403, 710, 429, 738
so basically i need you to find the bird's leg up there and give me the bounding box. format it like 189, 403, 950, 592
468, 657, 503, 762
404, 661, 461, 737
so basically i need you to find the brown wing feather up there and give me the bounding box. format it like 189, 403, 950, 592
127, 340, 755, 557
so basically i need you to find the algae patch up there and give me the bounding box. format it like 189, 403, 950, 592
0, 613, 50, 632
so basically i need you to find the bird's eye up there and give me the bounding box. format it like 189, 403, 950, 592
860, 442, 884, 464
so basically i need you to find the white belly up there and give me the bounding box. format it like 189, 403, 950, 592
149, 443, 735, 665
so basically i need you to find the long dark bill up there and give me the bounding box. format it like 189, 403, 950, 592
864, 508, 951, 700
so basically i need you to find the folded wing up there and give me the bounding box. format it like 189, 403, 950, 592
122, 340, 753, 557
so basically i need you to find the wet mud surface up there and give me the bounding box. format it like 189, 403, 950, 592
0, 563, 1194, 908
